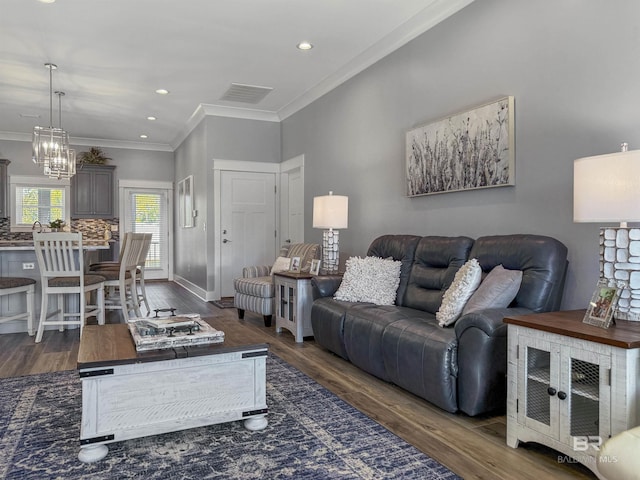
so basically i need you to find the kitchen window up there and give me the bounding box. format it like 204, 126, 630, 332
10, 175, 71, 232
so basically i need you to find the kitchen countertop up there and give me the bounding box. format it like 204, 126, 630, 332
0, 240, 113, 251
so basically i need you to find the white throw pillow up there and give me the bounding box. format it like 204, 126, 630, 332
436, 258, 482, 327
462, 264, 523, 315
334, 256, 402, 305
271, 256, 291, 274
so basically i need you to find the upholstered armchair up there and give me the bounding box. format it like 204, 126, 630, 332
234, 243, 320, 327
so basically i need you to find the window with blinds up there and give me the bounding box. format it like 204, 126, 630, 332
123, 189, 168, 276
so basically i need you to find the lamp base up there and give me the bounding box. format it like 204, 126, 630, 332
600, 227, 640, 321
321, 229, 340, 274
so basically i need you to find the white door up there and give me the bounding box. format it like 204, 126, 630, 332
220, 171, 276, 297
280, 166, 304, 245
121, 187, 171, 279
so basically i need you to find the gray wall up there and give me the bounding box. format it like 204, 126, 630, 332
0, 139, 174, 215
282, 0, 640, 310
174, 115, 281, 294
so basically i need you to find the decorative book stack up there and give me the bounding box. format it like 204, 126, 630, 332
128, 313, 225, 352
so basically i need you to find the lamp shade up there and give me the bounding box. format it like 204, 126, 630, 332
313, 192, 348, 229
574, 150, 640, 223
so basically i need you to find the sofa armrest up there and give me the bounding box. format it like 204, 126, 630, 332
454, 307, 533, 339
242, 265, 271, 278
311, 275, 343, 299
454, 307, 533, 416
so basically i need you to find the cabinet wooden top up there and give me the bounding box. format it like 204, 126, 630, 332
77, 322, 268, 369
274, 271, 313, 280
504, 309, 640, 349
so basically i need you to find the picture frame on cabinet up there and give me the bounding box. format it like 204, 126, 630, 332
310, 259, 321, 275
289, 256, 301, 273
583, 279, 621, 329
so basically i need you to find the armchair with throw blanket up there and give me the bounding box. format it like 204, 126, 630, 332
233, 243, 320, 327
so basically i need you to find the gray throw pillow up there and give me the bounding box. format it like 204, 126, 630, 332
461, 264, 523, 315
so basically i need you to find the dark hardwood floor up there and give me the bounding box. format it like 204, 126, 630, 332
0, 281, 594, 479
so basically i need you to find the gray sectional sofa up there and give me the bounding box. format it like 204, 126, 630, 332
310, 234, 568, 416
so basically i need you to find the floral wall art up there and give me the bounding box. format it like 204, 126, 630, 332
406, 96, 515, 196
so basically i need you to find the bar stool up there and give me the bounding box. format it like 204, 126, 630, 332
0, 277, 36, 336
33, 232, 106, 343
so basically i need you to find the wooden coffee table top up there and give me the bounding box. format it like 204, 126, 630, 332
78, 320, 268, 370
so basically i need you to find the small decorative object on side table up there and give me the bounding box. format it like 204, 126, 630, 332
505, 310, 640, 479
274, 271, 314, 342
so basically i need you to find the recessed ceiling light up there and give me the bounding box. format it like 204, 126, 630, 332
297, 41, 313, 51
147, 116, 156, 121
155, 89, 169, 95
139, 134, 148, 139
38, 0, 56, 3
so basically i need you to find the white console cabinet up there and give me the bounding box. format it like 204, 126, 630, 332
505, 310, 640, 479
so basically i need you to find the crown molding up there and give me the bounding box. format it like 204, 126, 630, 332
0, 130, 172, 152
170, 103, 280, 150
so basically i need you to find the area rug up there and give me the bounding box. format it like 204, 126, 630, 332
210, 297, 235, 309
0, 354, 461, 479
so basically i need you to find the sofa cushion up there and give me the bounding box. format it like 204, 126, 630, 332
367, 235, 421, 306
382, 317, 458, 413
436, 258, 482, 327
233, 276, 274, 298
462, 264, 522, 315
469, 235, 568, 312
334, 256, 402, 305
403, 236, 474, 313
343, 304, 433, 381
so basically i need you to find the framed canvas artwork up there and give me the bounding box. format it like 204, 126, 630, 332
406, 96, 515, 196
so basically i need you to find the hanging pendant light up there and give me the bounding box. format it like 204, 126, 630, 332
32, 63, 71, 170
44, 91, 76, 179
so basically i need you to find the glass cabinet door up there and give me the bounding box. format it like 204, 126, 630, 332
518, 336, 561, 439
560, 347, 610, 447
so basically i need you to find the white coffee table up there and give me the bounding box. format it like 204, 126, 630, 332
77, 323, 268, 463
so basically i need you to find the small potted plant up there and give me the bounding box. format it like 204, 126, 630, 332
49, 219, 65, 232
78, 147, 111, 166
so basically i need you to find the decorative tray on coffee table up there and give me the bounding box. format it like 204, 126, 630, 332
128, 313, 225, 352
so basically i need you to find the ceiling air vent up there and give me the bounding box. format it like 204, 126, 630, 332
220, 83, 273, 104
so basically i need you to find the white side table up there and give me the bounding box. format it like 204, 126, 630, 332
504, 310, 640, 479
274, 272, 314, 342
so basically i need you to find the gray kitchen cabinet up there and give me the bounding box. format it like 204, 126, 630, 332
0, 159, 9, 218
71, 165, 116, 218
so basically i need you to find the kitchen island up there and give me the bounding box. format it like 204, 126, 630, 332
0, 240, 112, 334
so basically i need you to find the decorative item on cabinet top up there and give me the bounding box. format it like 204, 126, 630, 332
77, 147, 111, 166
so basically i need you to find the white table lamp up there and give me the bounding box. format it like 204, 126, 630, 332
313, 191, 348, 274
574, 143, 640, 320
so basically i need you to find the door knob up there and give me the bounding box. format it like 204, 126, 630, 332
223, 239, 231, 244
557, 391, 567, 400
285, 239, 291, 243
547, 387, 557, 396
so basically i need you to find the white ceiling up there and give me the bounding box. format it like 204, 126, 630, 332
0, 0, 473, 151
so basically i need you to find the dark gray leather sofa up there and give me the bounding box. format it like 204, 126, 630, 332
311, 234, 568, 416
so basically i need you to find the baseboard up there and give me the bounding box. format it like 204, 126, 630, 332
172, 275, 216, 301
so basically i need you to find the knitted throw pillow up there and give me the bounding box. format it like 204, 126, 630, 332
436, 258, 482, 327
334, 256, 402, 305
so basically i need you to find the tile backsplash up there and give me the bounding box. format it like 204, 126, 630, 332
0, 218, 120, 242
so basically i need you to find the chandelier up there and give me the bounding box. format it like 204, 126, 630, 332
43, 91, 76, 179
32, 63, 75, 179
